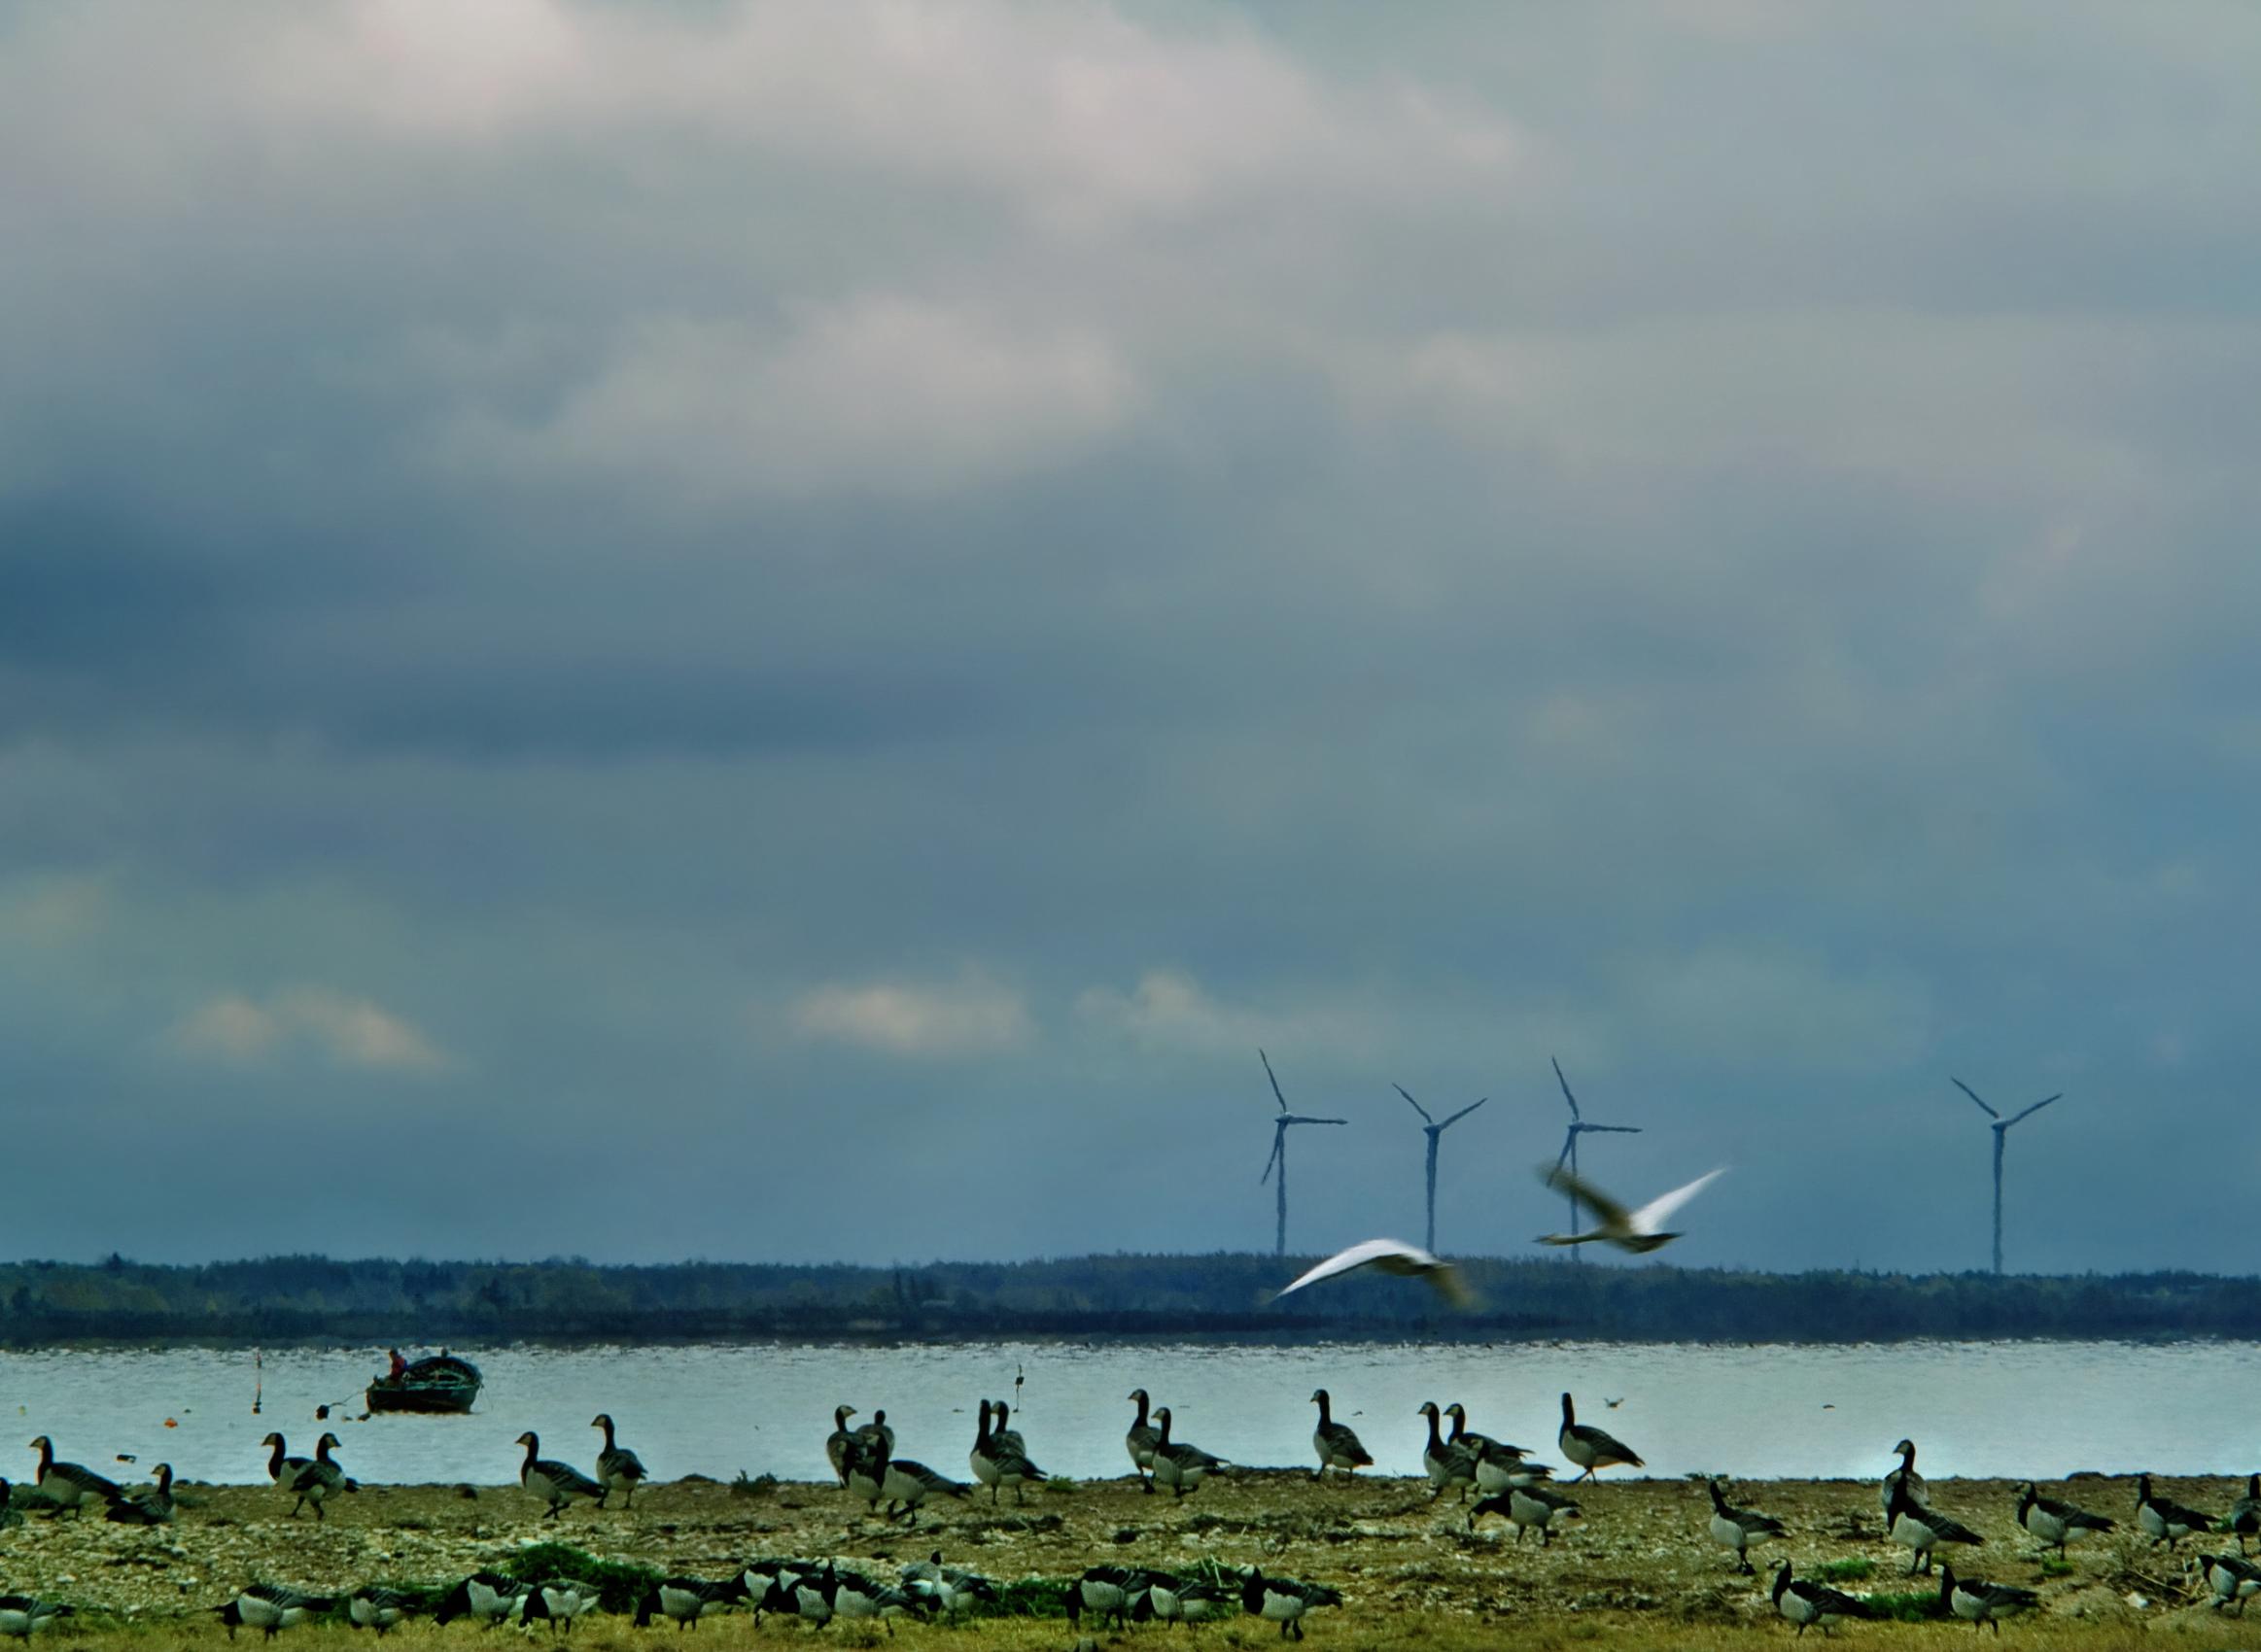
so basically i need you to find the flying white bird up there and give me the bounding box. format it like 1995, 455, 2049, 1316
1272, 1238, 1472, 1306
1536, 1165, 1726, 1253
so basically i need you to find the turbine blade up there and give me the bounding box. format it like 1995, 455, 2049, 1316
1439, 1098, 1486, 1130
1261, 1128, 1282, 1185
1584, 1124, 1642, 1134
1394, 1084, 1434, 1124
1554, 1131, 1576, 1171
1551, 1055, 1582, 1120
1285, 1116, 1349, 1127
1951, 1077, 2000, 1119
2004, 1094, 2062, 1127
1260, 1048, 1290, 1114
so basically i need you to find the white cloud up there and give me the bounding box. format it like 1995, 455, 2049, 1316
455, 296, 1131, 501
175, 986, 450, 1073
1075, 968, 1385, 1059
791, 971, 1030, 1058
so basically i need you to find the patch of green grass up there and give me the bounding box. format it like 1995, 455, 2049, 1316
991, 1577, 1074, 1618
1858, 1588, 1946, 1623
1812, 1558, 1874, 1583
501, 1541, 665, 1613
2038, 1555, 2075, 1578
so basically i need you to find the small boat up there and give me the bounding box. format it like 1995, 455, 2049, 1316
366, 1355, 482, 1415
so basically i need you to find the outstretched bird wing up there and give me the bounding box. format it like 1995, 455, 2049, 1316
1540, 1163, 1634, 1230
1629, 1167, 1727, 1233
1272, 1239, 1470, 1305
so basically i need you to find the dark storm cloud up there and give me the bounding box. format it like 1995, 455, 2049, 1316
1, 1, 2256, 1273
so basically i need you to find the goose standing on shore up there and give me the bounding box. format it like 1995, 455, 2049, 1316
1557, 1394, 1643, 1482
434, 1573, 529, 1629
1882, 1439, 1928, 1515
2137, 1473, 2216, 1549
1469, 1483, 1583, 1545
261, 1433, 312, 1493
0, 1600, 67, 1641
288, 1433, 351, 1522
1126, 1390, 1161, 1495
854, 1409, 897, 1453
1240, 1569, 1341, 1641
1771, 1563, 1873, 1637
2199, 1552, 2261, 1612
2225, 1474, 2260, 1556
105, 1463, 174, 1526
844, 1432, 970, 1526
1415, 1402, 1477, 1500
1705, 1479, 1787, 1573
968, 1400, 1048, 1505
24, 1437, 120, 1519
520, 1581, 599, 1635
516, 1431, 604, 1520
348, 1587, 417, 1636
1150, 1407, 1227, 1498
223, 1584, 334, 1639
1309, 1391, 1373, 1483
1940, 1566, 2039, 1634
2014, 1483, 2113, 1557
589, 1413, 647, 1509
1445, 1403, 1548, 1495
825, 1406, 858, 1487
1887, 1478, 1985, 1575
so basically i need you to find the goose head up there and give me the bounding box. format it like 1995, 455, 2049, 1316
516, 1431, 540, 1453
1415, 1400, 1441, 1421
1892, 1438, 1917, 1462
315, 1432, 342, 1456
590, 1413, 614, 1433
260, 1432, 286, 1451
1309, 1389, 1328, 1407
1151, 1406, 1173, 1443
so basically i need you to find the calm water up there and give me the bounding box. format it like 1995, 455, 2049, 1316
0, 1341, 2248, 1489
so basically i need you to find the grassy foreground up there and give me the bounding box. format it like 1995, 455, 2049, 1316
0, 1469, 2248, 1647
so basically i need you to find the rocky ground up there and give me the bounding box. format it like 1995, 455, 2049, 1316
0, 1468, 2249, 1646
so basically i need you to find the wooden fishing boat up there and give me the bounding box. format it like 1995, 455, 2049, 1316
365, 1355, 482, 1415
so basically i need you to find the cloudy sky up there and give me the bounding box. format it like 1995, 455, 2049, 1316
4, 1, 2256, 1274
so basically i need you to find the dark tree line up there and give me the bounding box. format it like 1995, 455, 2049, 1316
0, 1253, 2254, 1345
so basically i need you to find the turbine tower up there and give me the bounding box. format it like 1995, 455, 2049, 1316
1550, 1057, 1640, 1255
1258, 1050, 1347, 1258
1951, 1077, 2062, 1275
1394, 1084, 1486, 1255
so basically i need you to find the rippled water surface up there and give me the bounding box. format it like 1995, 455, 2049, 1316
0, 1340, 2247, 1487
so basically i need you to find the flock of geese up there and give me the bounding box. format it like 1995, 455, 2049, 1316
1, 1400, 2257, 1640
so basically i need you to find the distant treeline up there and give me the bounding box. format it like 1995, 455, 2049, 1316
0, 1253, 2256, 1346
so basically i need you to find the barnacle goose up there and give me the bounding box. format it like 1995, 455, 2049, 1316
589, 1412, 647, 1508
2138, 1473, 2218, 1549
1772, 1563, 1873, 1637
288, 1433, 351, 1521
521, 1581, 600, 1634
636, 1574, 751, 1630
1470, 1483, 1583, 1546
1126, 1389, 1162, 1494
900, 1552, 997, 1620
823, 1565, 926, 1634
1273, 1238, 1469, 1305
969, 1399, 1049, 1504
434, 1573, 529, 1628
1445, 1403, 1548, 1495
517, 1431, 605, 1520
2014, 1483, 2113, 1556
222, 1584, 334, 1640
1882, 1439, 1928, 1514
1150, 1406, 1228, 1498
0, 1600, 68, 1642
261, 1432, 312, 1492
2198, 1552, 2261, 1613
1240, 1567, 1341, 1640
843, 1431, 970, 1524
1558, 1393, 1643, 1482
1310, 1390, 1373, 1482
24, 1435, 120, 1518
825, 1405, 858, 1487
1537, 1164, 1726, 1252
105, 1462, 175, 1525
2225, 1473, 2260, 1556
1940, 1566, 2039, 1634
347, 1586, 416, 1636
1887, 1477, 1985, 1575
1068, 1566, 1161, 1632
1149, 1575, 1235, 1624
1415, 1401, 1478, 1500
1706, 1479, 1787, 1573
854, 1408, 897, 1452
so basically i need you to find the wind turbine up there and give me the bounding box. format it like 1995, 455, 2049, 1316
1550, 1057, 1640, 1255
1258, 1050, 1347, 1258
1394, 1084, 1486, 1254
1950, 1078, 2062, 1275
